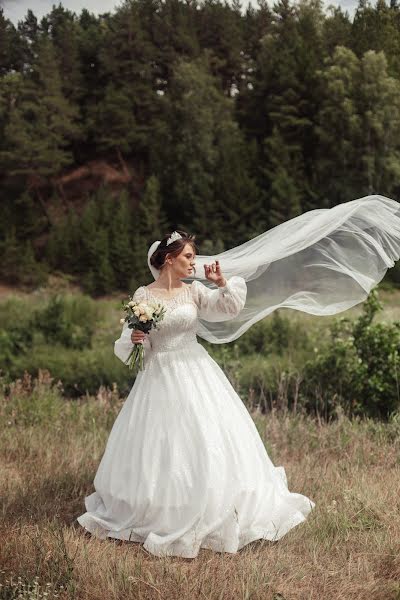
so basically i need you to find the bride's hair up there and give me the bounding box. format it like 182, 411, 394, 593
150, 230, 198, 275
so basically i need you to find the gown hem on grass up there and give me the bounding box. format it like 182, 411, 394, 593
77, 278, 315, 558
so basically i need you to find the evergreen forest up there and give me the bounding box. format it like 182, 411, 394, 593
2, 0, 400, 294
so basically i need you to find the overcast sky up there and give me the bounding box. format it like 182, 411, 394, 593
3, 0, 359, 25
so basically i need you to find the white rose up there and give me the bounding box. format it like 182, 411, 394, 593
120, 318, 125, 324
128, 301, 135, 308
133, 308, 140, 317
139, 315, 147, 322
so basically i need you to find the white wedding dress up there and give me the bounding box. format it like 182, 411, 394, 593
77, 277, 315, 558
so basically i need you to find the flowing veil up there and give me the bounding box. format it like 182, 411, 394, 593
148, 195, 400, 344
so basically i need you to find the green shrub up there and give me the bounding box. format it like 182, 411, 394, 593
203, 310, 313, 361
233, 310, 313, 356
0, 298, 35, 369
301, 289, 400, 419
0, 296, 37, 329
31, 294, 99, 349
0, 370, 66, 426
0, 329, 33, 370
6, 344, 133, 397
0, 293, 131, 396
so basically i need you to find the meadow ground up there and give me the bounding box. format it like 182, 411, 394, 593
1, 372, 400, 600
1, 283, 400, 599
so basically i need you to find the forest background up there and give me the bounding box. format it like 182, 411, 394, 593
1, 0, 400, 419
2, 0, 400, 293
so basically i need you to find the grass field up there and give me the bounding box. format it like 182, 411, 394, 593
1, 282, 400, 599
1, 371, 400, 600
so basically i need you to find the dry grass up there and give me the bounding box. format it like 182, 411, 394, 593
1, 375, 400, 600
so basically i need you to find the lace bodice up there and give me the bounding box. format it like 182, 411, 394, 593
114, 276, 247, 361
133, 283, 199, 353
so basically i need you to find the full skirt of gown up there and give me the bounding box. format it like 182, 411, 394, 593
77, 324, 315, 557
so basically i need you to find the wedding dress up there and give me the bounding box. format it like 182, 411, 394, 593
77, 277, 315, 558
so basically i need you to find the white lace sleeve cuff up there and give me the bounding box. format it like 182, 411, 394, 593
191, 276, 247, 322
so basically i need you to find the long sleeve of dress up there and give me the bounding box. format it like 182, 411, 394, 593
191, 276, 247, 322
114, 287, 152, 364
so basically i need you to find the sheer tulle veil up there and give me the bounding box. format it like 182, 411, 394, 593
147, 195, 400, 344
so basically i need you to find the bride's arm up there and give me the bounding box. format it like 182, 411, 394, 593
114, 287, 152, 364
191, 276, 247, 322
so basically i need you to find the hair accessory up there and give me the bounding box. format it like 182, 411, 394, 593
166, 231, 182, 246
147, 240, 161, 280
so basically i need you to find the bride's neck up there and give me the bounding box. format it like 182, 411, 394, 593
153, 273, 183, 291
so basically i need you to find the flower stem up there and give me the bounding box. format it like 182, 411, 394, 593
127, 342, 145, 374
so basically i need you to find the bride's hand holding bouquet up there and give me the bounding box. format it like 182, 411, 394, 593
120, 296, 166, 373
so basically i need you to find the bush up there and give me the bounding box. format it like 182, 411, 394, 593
234, 310, 313, 356
204, 310, 313, 360
0, 370, 65, 426
0, 298, 35, 370
31, 294, 99, 349
0, 293, 132, 396
6, 344, 133, 397
301, 289, 400, 419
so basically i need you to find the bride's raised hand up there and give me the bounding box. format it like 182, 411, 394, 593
204, 260, 227, 287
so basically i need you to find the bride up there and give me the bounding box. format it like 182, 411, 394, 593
78, 196, 400, 557
77, 230, 315, 558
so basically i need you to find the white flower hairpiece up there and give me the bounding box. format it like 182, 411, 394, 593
166, 231, 182, 246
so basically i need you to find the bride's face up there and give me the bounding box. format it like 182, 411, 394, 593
167, 243, 196, 278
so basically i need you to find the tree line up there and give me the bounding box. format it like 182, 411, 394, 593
1, 0, 400, 294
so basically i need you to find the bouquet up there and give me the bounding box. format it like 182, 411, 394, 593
120, 295, 166, 373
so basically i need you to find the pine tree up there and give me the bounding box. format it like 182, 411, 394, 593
213, 121, 266, 245
316, 45, 400, 201
109, 191, 135, 290
97, 0, 161, 164
89, 228, 114, 295
0, 228, 46, 287
322, 6, 352, 55
45, 5, 84, 101
78, 199, 100, 276
152, 56, 219, 236
93, 84, 137, 157
130, 174, 168, 289
17, 9, 40, 71
77, 198, 114, 295
351, 0, 400, 77
0, 35, 80, 180
150, 0, 200, 87
240, 0, 324, 219
50, 210, 81, 273
263, 127, 303, 226
196, 0, 244, 96
138, 174, 167, 239
315, 46, 362, 205
0, 10, 24, 75
358, 50, 400, 195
